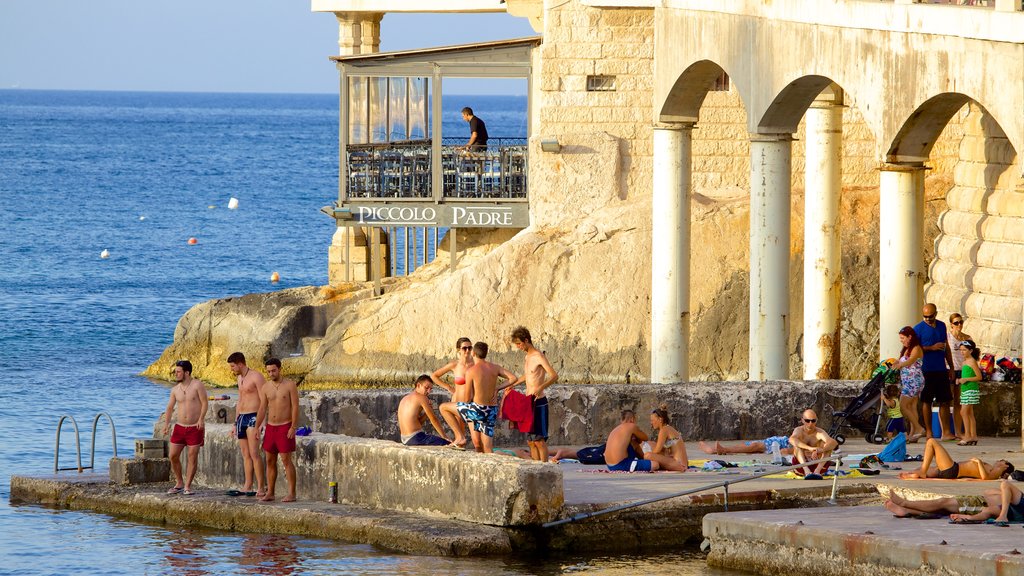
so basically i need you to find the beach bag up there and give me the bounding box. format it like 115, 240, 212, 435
979, 354, 996, 379
872, 361, 899, 384
576, 444, 606, 465
877, 432, 907, 463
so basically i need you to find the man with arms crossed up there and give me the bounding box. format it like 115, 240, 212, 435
398, 375, 451, 446
463, 342, 518, 454
511, 326, 559, 462
604, 410, 660, 472
914, 303, 957, 440
789, 409, 839, 477
260, 358, 299, 502
228, 351, 267, 498
161, 360, 208, 495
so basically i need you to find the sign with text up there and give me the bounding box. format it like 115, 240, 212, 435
337, 203, 529, 228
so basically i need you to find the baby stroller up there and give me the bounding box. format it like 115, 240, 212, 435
829, 368, 892, 445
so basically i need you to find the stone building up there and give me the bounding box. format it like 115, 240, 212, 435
149, 1, 1024, 393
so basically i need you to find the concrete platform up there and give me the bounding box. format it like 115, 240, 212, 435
704, 506, 1024, 576
10, 436, 1023, 558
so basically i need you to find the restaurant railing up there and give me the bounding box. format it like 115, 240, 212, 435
346, 137, 528, 201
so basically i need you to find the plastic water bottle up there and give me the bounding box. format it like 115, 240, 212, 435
771, 443, 784, 465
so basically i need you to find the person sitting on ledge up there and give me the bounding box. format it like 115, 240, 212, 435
699, 436, 794, 456
898, 437, 1014, 480
604, 410, 660, 472
789, 409, 839, 476
397, 375, 451, 446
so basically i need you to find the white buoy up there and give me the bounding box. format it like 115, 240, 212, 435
228, 197, 239, 210
138, 216, 146, 221
270, 271, 280, 283
100, 249, 110, 259
208, 205, 216, 209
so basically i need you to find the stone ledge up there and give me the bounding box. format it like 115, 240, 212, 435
8, 476, 511, 557
190, 424, 563, 527
704, 506, 1024, 576
109, 457, 170, 485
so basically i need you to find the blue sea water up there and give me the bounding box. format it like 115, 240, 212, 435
0, 90, 725, 575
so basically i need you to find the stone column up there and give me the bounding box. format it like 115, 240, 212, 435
333, 12, 383, 56
878, 163, 925, 359
650, 123, 694, 384
749, 134, 793, 381
803, 99, 843, 380
329, 12, 384, 286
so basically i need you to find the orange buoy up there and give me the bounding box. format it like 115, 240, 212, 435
270, 271, 280, 283
188, 237, 198, 245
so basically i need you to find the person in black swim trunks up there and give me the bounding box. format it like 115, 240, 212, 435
899, 438, 1014, 480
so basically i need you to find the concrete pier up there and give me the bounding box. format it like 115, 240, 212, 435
704, 506, 1024, 576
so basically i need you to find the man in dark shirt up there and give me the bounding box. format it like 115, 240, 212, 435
461, 107, 488, 151
914, 303, 956, 440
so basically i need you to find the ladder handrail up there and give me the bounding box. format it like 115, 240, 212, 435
54, 415, 83, 473
542, 455, 844, 528
89, 412, 118, 470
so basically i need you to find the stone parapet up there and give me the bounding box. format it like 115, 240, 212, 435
191, 424, 563, 527
192, 382, 1019, 446
108, 457, 170, 485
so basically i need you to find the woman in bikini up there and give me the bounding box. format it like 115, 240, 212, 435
432, 337, 475, 448
644, 404, 688, 472
890, 326, 926, 442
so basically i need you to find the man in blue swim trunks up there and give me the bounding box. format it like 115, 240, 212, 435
463, 342, 517, 453
605, 410, 660, 472
228, 351, 267, 498
510, 326, 559, 463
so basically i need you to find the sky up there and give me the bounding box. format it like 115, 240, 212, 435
0, 1, 536, 95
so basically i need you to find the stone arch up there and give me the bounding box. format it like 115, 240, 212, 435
658, 60, 737, 123
755, 75, 836, 134
887, 93, 1008, 164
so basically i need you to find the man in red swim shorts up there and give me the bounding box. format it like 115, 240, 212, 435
260, 358, 300, 502
161, 360, 208, 496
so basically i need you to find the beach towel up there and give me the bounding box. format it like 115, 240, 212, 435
499, 389, 534, 433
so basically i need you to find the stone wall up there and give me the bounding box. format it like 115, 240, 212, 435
183, 423, 563, 526
191, 381, 1020, 446
928, 103, 1024, 358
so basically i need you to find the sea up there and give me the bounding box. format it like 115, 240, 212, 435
0, 89, 742, 575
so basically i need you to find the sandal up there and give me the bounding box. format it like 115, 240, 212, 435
956, 441, 970, 446
166, 486, 183, 495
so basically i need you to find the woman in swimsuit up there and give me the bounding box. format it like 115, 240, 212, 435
890, 326, 925, 442
433, 337, 475, 448
644, 404, 688, 472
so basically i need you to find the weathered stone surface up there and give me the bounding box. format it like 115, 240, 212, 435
182, 382, 1020, 444
9, 475, 512, 556
190, 424, 563, 526
134, 438, 167, 459
109, 457, 170, 485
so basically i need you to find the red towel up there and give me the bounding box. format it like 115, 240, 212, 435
500, 389, 534, 433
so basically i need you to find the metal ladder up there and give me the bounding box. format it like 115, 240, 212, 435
54, 412, 118, 473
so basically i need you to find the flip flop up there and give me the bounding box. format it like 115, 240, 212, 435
447, 442, 466, 450
244, 491, 257, 497
182, 489, 194, 496
166, 486, 183, 495
948, 517, 981, 524
226, 489, 244, 497
911, 513, 943, 520
985, 519, 1010, 527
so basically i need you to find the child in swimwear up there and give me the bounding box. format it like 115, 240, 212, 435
956, 340, 982, 446
881, 383, 905, 440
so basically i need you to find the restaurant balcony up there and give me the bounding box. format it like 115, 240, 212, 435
322, 37, 539, 286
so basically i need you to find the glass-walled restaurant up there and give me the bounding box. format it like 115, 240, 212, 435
334, 38, 537, 207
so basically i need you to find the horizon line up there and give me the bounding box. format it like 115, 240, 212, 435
0, 87, 529, 98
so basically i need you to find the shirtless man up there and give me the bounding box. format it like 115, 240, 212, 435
882, 485, 1022, 524
397, 375, 450, 447
260, 358, 299, 502
605, 410, 660, 472
788, 409, 839, 476
462, 342, 517, 453
433, 337, 474, 449
699, 436, 794, 456
161, 360, 208, 495
898, 437, 1015, 480
228, 351, 266, 497
511, 326, 558, 462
